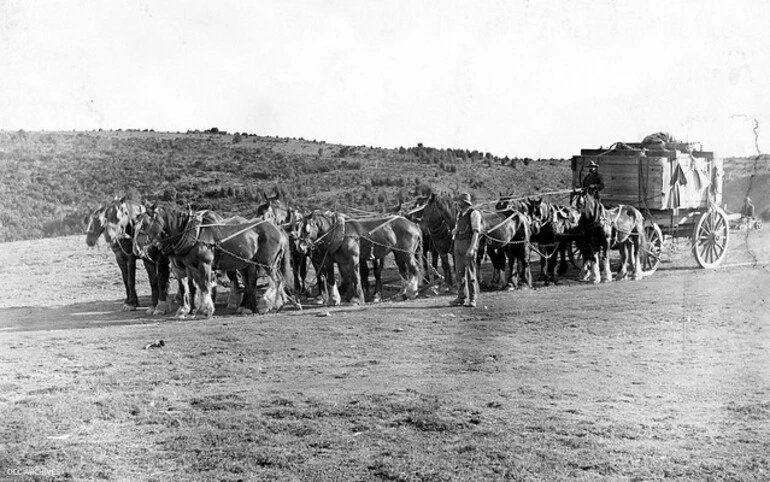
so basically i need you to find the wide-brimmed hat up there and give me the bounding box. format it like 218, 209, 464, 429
587, 160, 598, 168
455, 192, 473, 205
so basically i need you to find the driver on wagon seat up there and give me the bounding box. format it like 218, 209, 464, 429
582, 160, 605, 200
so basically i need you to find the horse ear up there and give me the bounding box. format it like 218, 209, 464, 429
262, 192, 268, 201
430, 193, 436, 201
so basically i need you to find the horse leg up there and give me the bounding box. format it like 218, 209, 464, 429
115, 253, 137, 311
520, 245, 533, 289
372, 258, 386, 303
441, 253, 453, 288
405, 251, 421, 300
538, 250, 548, 282
233, 267, 253, 314
142, 258, 160, 314
601, 244, 612, 283
617, 243, 629, 281
257, 267, 277, 314
152, 254, 171, 315
557, 242, 569, 276
632, 235, 643, 280
590, 251, 601, 284
195, 262, 216, 318
500, 246, 516, 291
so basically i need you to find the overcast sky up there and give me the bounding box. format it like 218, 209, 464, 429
1, 0, 768, 158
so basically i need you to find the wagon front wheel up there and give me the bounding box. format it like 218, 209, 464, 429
692, 208, 729, 269
641, 222, 663, 276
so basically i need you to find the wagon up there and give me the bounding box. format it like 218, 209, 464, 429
570, 133, 728, 275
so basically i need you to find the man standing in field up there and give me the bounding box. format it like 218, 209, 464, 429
450, 192, 482, 308
582, 160, 605, 200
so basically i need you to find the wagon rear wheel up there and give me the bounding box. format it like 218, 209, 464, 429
692, 208, 729, 269
641, 222, 663, 276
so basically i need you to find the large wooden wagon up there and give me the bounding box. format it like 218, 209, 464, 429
571, 133, 728, 275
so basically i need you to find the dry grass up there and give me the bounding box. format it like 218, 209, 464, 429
1, 234, 769, 480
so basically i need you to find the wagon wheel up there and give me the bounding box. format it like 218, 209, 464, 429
692, 208, 730, 269
641, 222, 663, 276
755, 219, 763, 231
567, 239, 583, 269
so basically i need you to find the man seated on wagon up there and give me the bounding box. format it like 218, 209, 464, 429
582, 160, 605, 200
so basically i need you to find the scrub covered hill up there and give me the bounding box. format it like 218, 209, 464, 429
0, 129, 764, 242
0, 130, 572, 242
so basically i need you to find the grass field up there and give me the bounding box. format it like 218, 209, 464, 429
1, 231, 768, 481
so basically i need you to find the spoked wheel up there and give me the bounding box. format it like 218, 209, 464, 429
641, 222, 663, 276
567, 239, 583, 270
692, 208, 730, 269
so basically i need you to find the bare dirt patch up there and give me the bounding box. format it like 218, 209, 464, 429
1, 234, 769, 481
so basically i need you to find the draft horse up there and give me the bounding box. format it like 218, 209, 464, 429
418, 193, 458, 286
256, 193, 311, 297
571, 189, 648, 283
515, 197, 575, 285
481, 201, 533, 290
134, 205, 294, 317
297, 212, 422, 304
85, 198, 172, 314
404, 196, 453, 288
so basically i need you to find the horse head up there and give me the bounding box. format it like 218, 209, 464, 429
528, 197, 550, 235
257, 195, 292, 225
84, 206, 107, 247
133, 203, 165, 257
571, 188, 603, 224
296, 211, 343, 254
420, 193, 455, 238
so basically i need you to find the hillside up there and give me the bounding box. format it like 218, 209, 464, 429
0, 130, 766, 242
0, 130, 571, 241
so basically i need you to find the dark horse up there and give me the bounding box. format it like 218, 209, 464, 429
256, 193, 313, 297
297, 212, 422, 304
404, 196, 453, 288
85, 198, 172, 314
418, 194, 458, 287
571, 189, 648, 283
505, 196, 574, 286
134, 205, 294, 317
480, 201, 533, 290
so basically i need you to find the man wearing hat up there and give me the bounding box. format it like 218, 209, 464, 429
450, 192, 482, 308
582, 160, 605, 200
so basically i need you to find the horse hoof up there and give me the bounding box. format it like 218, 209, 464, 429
392, 294, 407, 302
505, 284, 516, 292
237, 307, 253, 315
122, 304, 137, 312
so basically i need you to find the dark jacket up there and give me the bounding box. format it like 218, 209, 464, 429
582, 171, 605, 195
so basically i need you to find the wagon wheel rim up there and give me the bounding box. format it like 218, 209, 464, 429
641, 223, 663, 276
692, 208, 729, 269
567, 240, 583, 269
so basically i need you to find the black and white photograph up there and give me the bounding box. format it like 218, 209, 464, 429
1, 1, 768, 480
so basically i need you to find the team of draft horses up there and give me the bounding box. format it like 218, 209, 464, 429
84, 189, 648, 318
